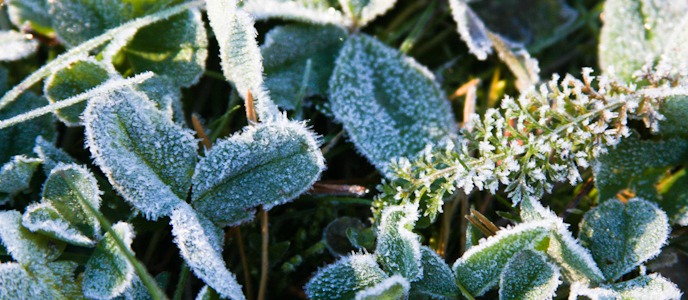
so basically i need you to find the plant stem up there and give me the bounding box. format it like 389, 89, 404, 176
172, 263, 190, 300
456, 279, 476, 300
235, 228, 254, 300
258, 207, 269, 300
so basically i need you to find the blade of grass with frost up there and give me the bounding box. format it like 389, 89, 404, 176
84, 87, 197, 220
410, 246, 459, 299
241, 0, 350, 26
374, 204, 422, 281
170, 202, 245, 300
0, 31, 38, 61
339, 0, 397, 27
0, 0, 203, 112
0, 72, 154, 130
452, 221, 550, 296
205, 0, 280, 121
305, 254, 389, 300
0, 156, 42, 204
570, 274, 682, 300
328, 34, 456, 177
22, 164, 102, 247
355, 275, 409, 300
0, 210, 65, 265
499, 250, 560, 300
191, 120, 325, 226
261, 24, 347, 110
579, 198, 670, 281
83, 222, 136, 299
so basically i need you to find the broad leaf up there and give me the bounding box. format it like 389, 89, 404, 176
329, 34, 456, 176
5, 0, 53, 35
409, 246, 459, 299
242, 0, 350, 26
0, 210, 65, 265
84, 88, 196, 219
191, 120, 324, 226
305, 253, 388, 300
0, 31, 39, 61
0, 155, 42, 204
570, 273, 682, 300
579, 198, 670, 281
22, 163, 102, 246
339, 0, 397, 27
33, 136, 76, 175
0, 263, 54, 299
374, 204, 422, 281
206, 0, 280, 121
45, 260, 84, 299
452, 221, 550, 296
355, 275, 409, 300
499, 250, 560, 300
170, 202, 245, 300
44, 58, 112, 126
83, 222, 135, 299
135, 75, 185, 124
262, 24, 347, 110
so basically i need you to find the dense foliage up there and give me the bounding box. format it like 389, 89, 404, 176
1, 0, 687, 299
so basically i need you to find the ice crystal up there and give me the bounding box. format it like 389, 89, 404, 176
84, 87, 197, 219
305, 253, 388, 300
0, 31, 39, 61
329, 34, 457, 177
83, 222, 135, 299
499, 250, 561, 300
0, 263, 54, 299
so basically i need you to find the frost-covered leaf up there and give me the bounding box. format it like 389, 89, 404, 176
452, 221, 550, 296
191, 120, 324, 226
0, 86, 56, 164
594, 135, 688, 202
375, 204, 421, 281
339, 0, 397, 27
262, 24, 347, 110
0, 155, 42, 203
84, 87, 196, 219
5, 0, 53, 35
170, 202, 245, 300
83, 222, 135, 299
570, 273, 682, 300
305, 253, 388, 300
0, 31, 39, 61
659, 96, 688, 138
44, 58, 112, 126
0, 210, 65, 265
499, 250, 560, 300
115, 274, 171, 300
520, 198, 605, 284
22, 164, 102, 246
206, 0, 279, 121
242, 0, 350, 26
0, 262, 54, 299
329, 34, 456, 176
657, 169, 688, 226
49, 0, 207, 87
135, 75, 184, 124
409, 246, 459, 299
355, 274, 409, 300
33, 136, 76, 175
579, 198, 670, 281
45, 260, 84, 299
447, 0, 493, 60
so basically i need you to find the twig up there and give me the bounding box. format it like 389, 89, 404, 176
308, 182, 368, 197
258, 207, 269, 300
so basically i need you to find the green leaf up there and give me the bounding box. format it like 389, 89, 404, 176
0, 210, 65, 265
499, 250, 560, 300
570, 273, 682, 300
0, 262, 54, 299
579, 198, 670, 281
339, 0, 397, 27
170, 202, 245, 300
242, 0, 349, 26
0, 31, 39, 61
261, 24, 347, 110
0, 89, 56, 164
5, 0, 53, 35
375, 204, 422, 281
355, 275, 409, 300
84, 87, 197, 219
452, 221, 550, 296
409, 246, 459, 299
33, 136, 76, 176
83, 222, 136, 299
206, 0, 280, 121
0, 155, 42, 204
328, 34, 456, 176
657, 169, 688, 226
22, 164, 102, 246
134, 75, 185, 124
45, 260, 84, 300
305, 253, 388, 300
594, 135, 688, 202
44, 58, 112, 126
191, 120, 324, 226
